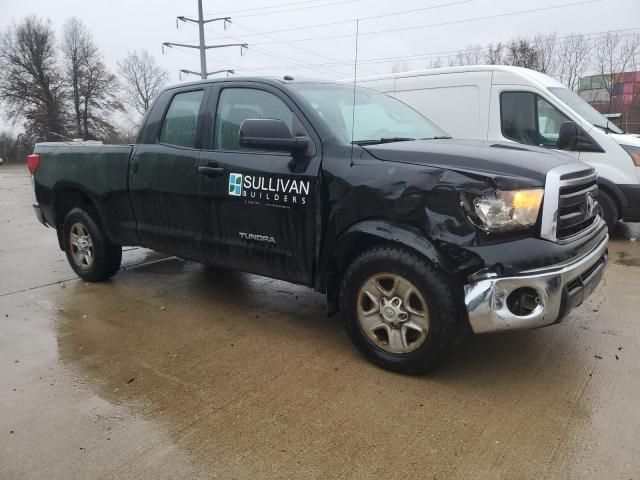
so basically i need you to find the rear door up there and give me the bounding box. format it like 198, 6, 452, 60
129, 86, 209, 260
198, 82, 321, 285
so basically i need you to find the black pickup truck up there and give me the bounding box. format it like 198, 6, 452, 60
29, 77, 608, 373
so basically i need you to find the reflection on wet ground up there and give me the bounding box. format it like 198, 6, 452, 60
2, 165, 640, 479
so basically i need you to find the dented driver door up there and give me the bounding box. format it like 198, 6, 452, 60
198, 83, 321, 285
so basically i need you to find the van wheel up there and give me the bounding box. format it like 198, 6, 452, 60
598, 190, 618, 231
63, 207, 122, 282
340, 246, 460, 374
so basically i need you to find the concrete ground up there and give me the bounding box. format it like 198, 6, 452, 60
1, 163, 639, 480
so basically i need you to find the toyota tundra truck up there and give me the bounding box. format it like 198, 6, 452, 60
28, 77, 608, 374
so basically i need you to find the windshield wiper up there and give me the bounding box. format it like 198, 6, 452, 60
593, 123, 613, 133
425, 135, 451, 140
593, 122, 623, 134
353, 137, 415, 146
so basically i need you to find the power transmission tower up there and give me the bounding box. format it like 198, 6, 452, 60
179, 69, 234, 80
162, 0, 247, 79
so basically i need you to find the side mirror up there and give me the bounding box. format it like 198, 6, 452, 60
239, 118, 311, 155
557, 121, 603, 153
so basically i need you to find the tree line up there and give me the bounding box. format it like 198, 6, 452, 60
393, 31, 640, 111
0, 15, 169, 162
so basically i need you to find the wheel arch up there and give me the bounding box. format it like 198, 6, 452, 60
322, 220, 457, 315
53, 184, 102, 250
597, 177, 626, 218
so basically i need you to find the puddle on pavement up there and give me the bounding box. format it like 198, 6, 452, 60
129, 257, 186, 274
45, 256, 607, 479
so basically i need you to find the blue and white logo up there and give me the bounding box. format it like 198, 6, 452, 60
229, 173, 243, 196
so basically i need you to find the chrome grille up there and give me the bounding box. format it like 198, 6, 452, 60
557, 174, 598, 239
540, 164, 603, 244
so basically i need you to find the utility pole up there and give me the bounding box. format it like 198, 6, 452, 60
163, 0, 247, 80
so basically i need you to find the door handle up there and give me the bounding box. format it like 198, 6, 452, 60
131, 156, 139, 174
198, 165, 225, 177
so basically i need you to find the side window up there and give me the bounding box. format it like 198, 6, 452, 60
501, 92, 537, 145
501, 92, 570, 147
214, 88, 294, 150
158, 90, 204, 148
536, 96, 570, 146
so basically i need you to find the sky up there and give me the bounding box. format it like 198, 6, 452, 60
1, 0, 639, 132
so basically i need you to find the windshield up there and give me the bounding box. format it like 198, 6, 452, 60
548, 87, 623, 134
290, 83, 449, 144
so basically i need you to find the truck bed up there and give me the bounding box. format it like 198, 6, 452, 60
33, 143, 136, 244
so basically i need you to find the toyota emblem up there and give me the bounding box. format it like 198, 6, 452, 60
585, 192, 597, 218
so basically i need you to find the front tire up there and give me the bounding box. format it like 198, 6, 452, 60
63, 207, 122, 282
340, 246, 461, 374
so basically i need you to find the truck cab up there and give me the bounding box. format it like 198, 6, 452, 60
354, 65, 640, 229
29, 77, 608, 374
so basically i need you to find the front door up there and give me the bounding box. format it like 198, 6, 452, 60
492, 88, 580, 160
198, 83, 321, 285
129, 87, 208, 260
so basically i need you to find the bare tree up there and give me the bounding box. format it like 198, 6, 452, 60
0, 16, 67, 140
485, 42, 505, 65
117, 50, 169, 116
448, 45, 483, 66
61, 18, 120, 139
555, 34, 590, 91
0, 131, 18, 163
532, 33, 558, 75
505, 39, 542, 70
426, 57, 443, 69
391, 60, 411, 74
593, 33, 640, 112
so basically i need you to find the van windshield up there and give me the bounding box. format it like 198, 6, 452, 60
290, 83, 449, 145
548, 87, 623, 134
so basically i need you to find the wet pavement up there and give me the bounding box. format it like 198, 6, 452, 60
1, 164, 639, 479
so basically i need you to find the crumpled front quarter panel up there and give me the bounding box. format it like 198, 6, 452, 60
322, 147, 503, 276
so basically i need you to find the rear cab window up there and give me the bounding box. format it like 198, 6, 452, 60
159, 90, 205, 148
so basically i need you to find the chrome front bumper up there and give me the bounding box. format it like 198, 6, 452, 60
464, 234, 608, 334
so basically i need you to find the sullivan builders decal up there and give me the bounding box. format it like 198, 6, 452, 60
228, 173, 309, 207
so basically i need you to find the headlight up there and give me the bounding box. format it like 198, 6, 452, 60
467, 189, 544, 232
620, 144, 640, 167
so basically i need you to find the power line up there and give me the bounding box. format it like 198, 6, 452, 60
227, 0, 475, 39
227, 0, 386, 75
228, 21, 382, 76
208, 0, 361, 19
202, 24, 333, 76
201, 0, 371, 78
228, 28, 640, 73
206, 0, 353, 16
202, 0, 477, 76
242, 0, 607, 46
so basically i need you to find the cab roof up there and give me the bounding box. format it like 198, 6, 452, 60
160, 75, 338, 93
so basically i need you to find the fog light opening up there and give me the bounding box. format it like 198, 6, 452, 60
506, 287, 541, 317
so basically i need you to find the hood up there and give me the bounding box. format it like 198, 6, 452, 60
362, 139, 577, 186
611, 132, 640, 147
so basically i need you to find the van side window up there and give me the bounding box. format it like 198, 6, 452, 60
536, 96, 570, 146
158, 90, 204, 148
214, 88, 294, 151
501, 92, 570, 147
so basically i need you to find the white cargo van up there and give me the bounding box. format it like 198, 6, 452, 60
355, 65, 640, 228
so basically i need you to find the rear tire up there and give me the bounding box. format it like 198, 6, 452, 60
598, 190, 618, 231
340, 246, 461, 374
63, 207, 122, 282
